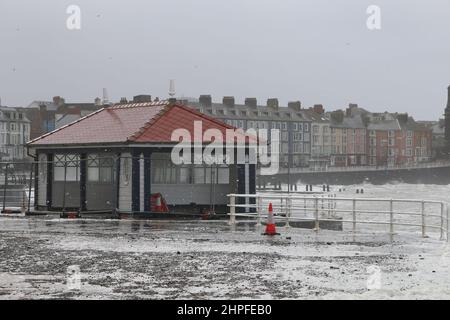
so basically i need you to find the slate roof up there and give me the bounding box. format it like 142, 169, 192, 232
188, 101, 316, 122
367, 119, 401, 131
330, 115, 366, 129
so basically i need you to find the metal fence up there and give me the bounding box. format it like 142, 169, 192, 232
271, 159, 450, 175
0, 161, 34, 213
228, 193, 449, 241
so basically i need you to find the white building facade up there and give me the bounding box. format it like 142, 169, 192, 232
0, 107, 31, 160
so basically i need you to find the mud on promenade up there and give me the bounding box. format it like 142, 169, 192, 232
0, 216, 449, 299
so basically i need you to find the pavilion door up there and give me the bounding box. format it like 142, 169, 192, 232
51, 154, 81, 209
85, 154, 115, 211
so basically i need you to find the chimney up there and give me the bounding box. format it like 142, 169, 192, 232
133, 95, 152, 103
53, 96, 64, 106
199, 95, 212, 108
397, 113, 408, 124
346, 103, 358, 116
331, 110, 344, 123
447, 85, 450, 109
222, 96, 235, 107
119, 97, 128, 104
244, 98, 257, 108
313, 104, 324, 114
288, 101, 301, 111
445, 86, 450, 151
267, 98, 279, 109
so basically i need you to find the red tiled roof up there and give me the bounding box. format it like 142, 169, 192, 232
28, 101, 252, 146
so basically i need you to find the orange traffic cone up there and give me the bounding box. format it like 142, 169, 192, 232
263, 203, 280, 236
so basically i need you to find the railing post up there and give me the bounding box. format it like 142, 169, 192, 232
27, 162, 33, 215
321, 195, 324, 216
440, 202, 444, 241
389, 199, 394, 242
446, 204, 449, 243
327, 194, 330, 218
2, 163, 9, 213
285, 197, 291, 230
110, 155, 120, 216
333, 194, 337, 217
314, 196, 319, 232
280, 197, 283, 218
229, 195, 236, 225
62, 162, 67, 214
421, 200, 426, 238
256, 196, 262, 227
352, 199, 356, 236
21, 189, 26, 214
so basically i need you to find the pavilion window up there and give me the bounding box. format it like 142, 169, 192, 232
54, 154, 80, 182
151, 153, 229, 185
87, 154, 113, 183
217, 165, 229, 184
193, 166, 206, 184
152, 158, 178, 184
179, 166, 191, 184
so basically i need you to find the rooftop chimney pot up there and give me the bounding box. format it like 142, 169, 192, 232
53, 96, 64, 107
244, 98, 257, 108
288, 101, 301, 111
223, 96, 235, 107
119, 97, 128, 104
267, 98, 279, 109
199, 95, 212, 108
133, 95, 152, 103
313, 104, 325, 114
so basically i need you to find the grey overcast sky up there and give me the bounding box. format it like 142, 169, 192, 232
0, 0, 449, 120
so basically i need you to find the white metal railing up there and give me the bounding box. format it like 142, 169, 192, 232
263, 160, 450, 175
227, 193, 449, 242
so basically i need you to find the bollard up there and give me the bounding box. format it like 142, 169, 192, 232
306, 185, 309, 192
323, 185, 326, 192
310, 185, 313, 192
327, 185, 330, 192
